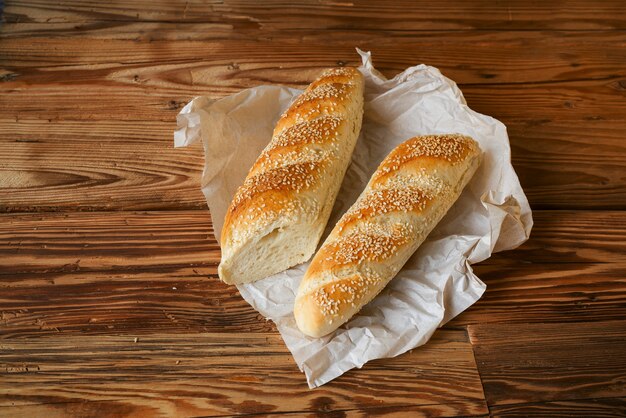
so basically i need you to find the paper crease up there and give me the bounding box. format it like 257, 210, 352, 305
175, 50, 532, 388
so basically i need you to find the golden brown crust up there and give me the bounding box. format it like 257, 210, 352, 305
249, 116, 346, 177
295, 133, 482, 337
309, 67, 363, 90
273, 69, 362, 135
312, 274, 375, 315
222, 160, 325, 239
295, 273, 378, 337
372, 134, 479, 184
222, 68, 363, 246
307, 223, 414, 278
335, 187, 434, 239
219, 67, 364, 284
265, 116, 345, 155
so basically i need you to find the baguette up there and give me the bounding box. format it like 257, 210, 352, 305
294, 134, 482, 337
218, 68, 364, 285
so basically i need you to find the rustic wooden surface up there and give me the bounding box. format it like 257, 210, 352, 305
1, 1, 625, 416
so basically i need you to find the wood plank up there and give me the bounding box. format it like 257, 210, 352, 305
0, 34, 626, 121
0, 268, 273, 338
2, 31, 624, 84
10, 79, 622, 123
454, 261, 626, 326
1, 210, 625, 338
490, 397, 626, 418
0, 211, 219, 274
0, 405, 490, 418
3, 0, 625, 30
2, 210, 624, 275
468, 321, 626, 406
1, 118, 625, 211
0, 119, 206, 212
507, 120, 626, 210
3, 261, 625, 339
463, 78, 626, 123
481, 210, 626, 265
454, 210, 626, 324
2, 31, 624, 211
0, 76, 617, 122
265, 410, 487, 418
0, 330, 488, 417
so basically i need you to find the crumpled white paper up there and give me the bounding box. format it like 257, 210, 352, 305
175, 49, 533, 388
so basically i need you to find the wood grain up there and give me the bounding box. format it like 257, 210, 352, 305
469, 321, 626, 405
2, 29, 624, 109
3, 75, 624, 122
0, 330, 488, 417
0, 119, 206, 212
507, 120, 626, 210
2, 26, 625, 212
456, 210, 626, 324
3, 0, 625, 30
2, 119, 625, 211
2, 210, 623, 274
1, 210, 625, 339
0, 211, 219, 274
482, 210, 626, 265
2, 0, 626, 415
490, 397, 626, 418
4, 262, 626, 340
2, 31, 624, 85
0, 268, 275, 338
457, 261, 626, 325
1, 32, 624, 121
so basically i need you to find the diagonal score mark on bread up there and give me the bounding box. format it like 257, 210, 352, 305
219, 67, 365, 285
295, 134, 482, 338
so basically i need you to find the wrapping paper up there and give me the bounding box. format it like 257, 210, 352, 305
175, 50, 532, 388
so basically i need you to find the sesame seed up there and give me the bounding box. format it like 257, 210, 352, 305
375, 134, 476, 181
323, 222, 413, 265
337, 187, 432, 232
305, 133, 479, 321
262, 115, 344, 156
223, 67, 362, 248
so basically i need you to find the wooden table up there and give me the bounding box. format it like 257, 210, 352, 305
1, 1, 625, 416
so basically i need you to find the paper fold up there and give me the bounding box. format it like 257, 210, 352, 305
175, 50, 532, 388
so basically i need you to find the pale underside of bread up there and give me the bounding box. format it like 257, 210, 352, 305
218, 67, 364, 285
294, 134, 482, 338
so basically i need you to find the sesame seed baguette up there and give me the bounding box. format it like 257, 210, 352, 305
295, 134, 482, 338
218, 68, 364, 285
